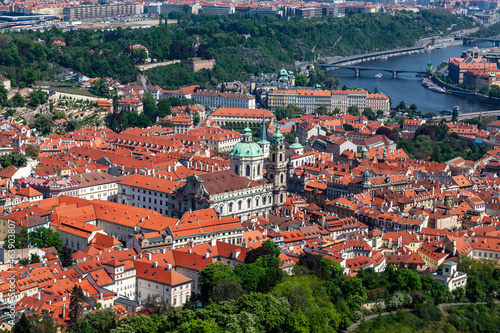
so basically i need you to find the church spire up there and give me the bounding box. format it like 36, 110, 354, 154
257, 110, 269, 145
260, 111, 267, 142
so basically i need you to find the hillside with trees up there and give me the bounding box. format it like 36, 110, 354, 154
0, 9, 473, 88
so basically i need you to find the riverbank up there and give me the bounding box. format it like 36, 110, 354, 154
431, 71, 500, 107
320, 29, 476, 68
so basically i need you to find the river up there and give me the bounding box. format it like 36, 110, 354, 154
327, 42, 498, 114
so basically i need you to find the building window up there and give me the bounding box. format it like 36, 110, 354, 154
238, 201, 242, 210
229, 203, 233, 212
246, 165, 250, 177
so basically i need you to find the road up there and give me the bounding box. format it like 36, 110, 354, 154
415, 27, 480, 47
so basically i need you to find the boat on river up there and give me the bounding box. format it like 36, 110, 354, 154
436, 45, 446, 49
374, 73, 383, 79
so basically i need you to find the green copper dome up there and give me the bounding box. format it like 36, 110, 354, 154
363, 168, 371, 178
279, 67, 288, 77
272, 124, 284, 145
230, 126, 263, 158
290, 137, 303, 149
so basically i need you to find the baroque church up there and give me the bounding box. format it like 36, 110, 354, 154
168, 119, 287, 220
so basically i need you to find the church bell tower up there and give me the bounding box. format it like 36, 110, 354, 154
267, 124, 287, 208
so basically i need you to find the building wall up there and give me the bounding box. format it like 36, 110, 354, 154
78, 183, 118, 201
137, 278, 191, 307
118, 184, 171, 216
63, 4, 142, 21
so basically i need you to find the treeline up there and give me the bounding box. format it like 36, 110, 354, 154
471, 21, 500, 38
0, 9, 473, 86
355, 304, 500, 333
381, 122, 489, 162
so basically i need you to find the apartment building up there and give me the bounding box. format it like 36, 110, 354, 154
63, 4, 142, 21
118, 174, 185, 216
192, 91, 256, 109
70, 172, 122, 202
210, 108, 273, 126
267, 89, 390, 114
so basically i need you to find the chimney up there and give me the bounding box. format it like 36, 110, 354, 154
167, 264, 172, 270
100, 293, 103, 299
475, 237, 478, 243
146, 252, 152, 260
211, 238, 217, 247
204, 253, 210, 259
188, 248, 192, 253
78, 279, 81, 284
48, 300, 51, 305
161, 248, 166, 254
36, 292, 40, 300
62, 304, 65, 318
153, 261, 158, 268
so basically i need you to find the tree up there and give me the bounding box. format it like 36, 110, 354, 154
142, 92, 158, 122
0, 82, 7, 105
452, 108, 459, 122
285, 308, 310, 333
30, 253, 41, 264
275, 107, 288, 121
0, 151, 27, 168
343, 123, 354, 131
13, 314, 34, 333
193, 112, 200, 125
157, 99, 171, 117
272, 275, 341, 332
60, 244, 73, 267
297, 252, 323, 272
396, 100, 407, 112
295, 74, 308, 86
113, 314, 158, 333
28, 227, 63, 253
245, 246, 274, 264
66, 120, 79, 132
29, 89, 47, 107
234, 263, 266, 292
262, 240, 281, 257
362, 107, 376, 120
199, 261, 240, 304
33, 114, 53, 135
375, 126, 396, 141
25, 144, 39, 160
68, 285, 85, 331
410, 103, 418, 112
89, 78, 110, 98
314, 105, 328, 115
11, 92, 25, 107
347, 105, 359, 116
76, 308, 119, 333
176, 319, 220, 333
324, 77, 340, 89
9, 228, 28, 249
